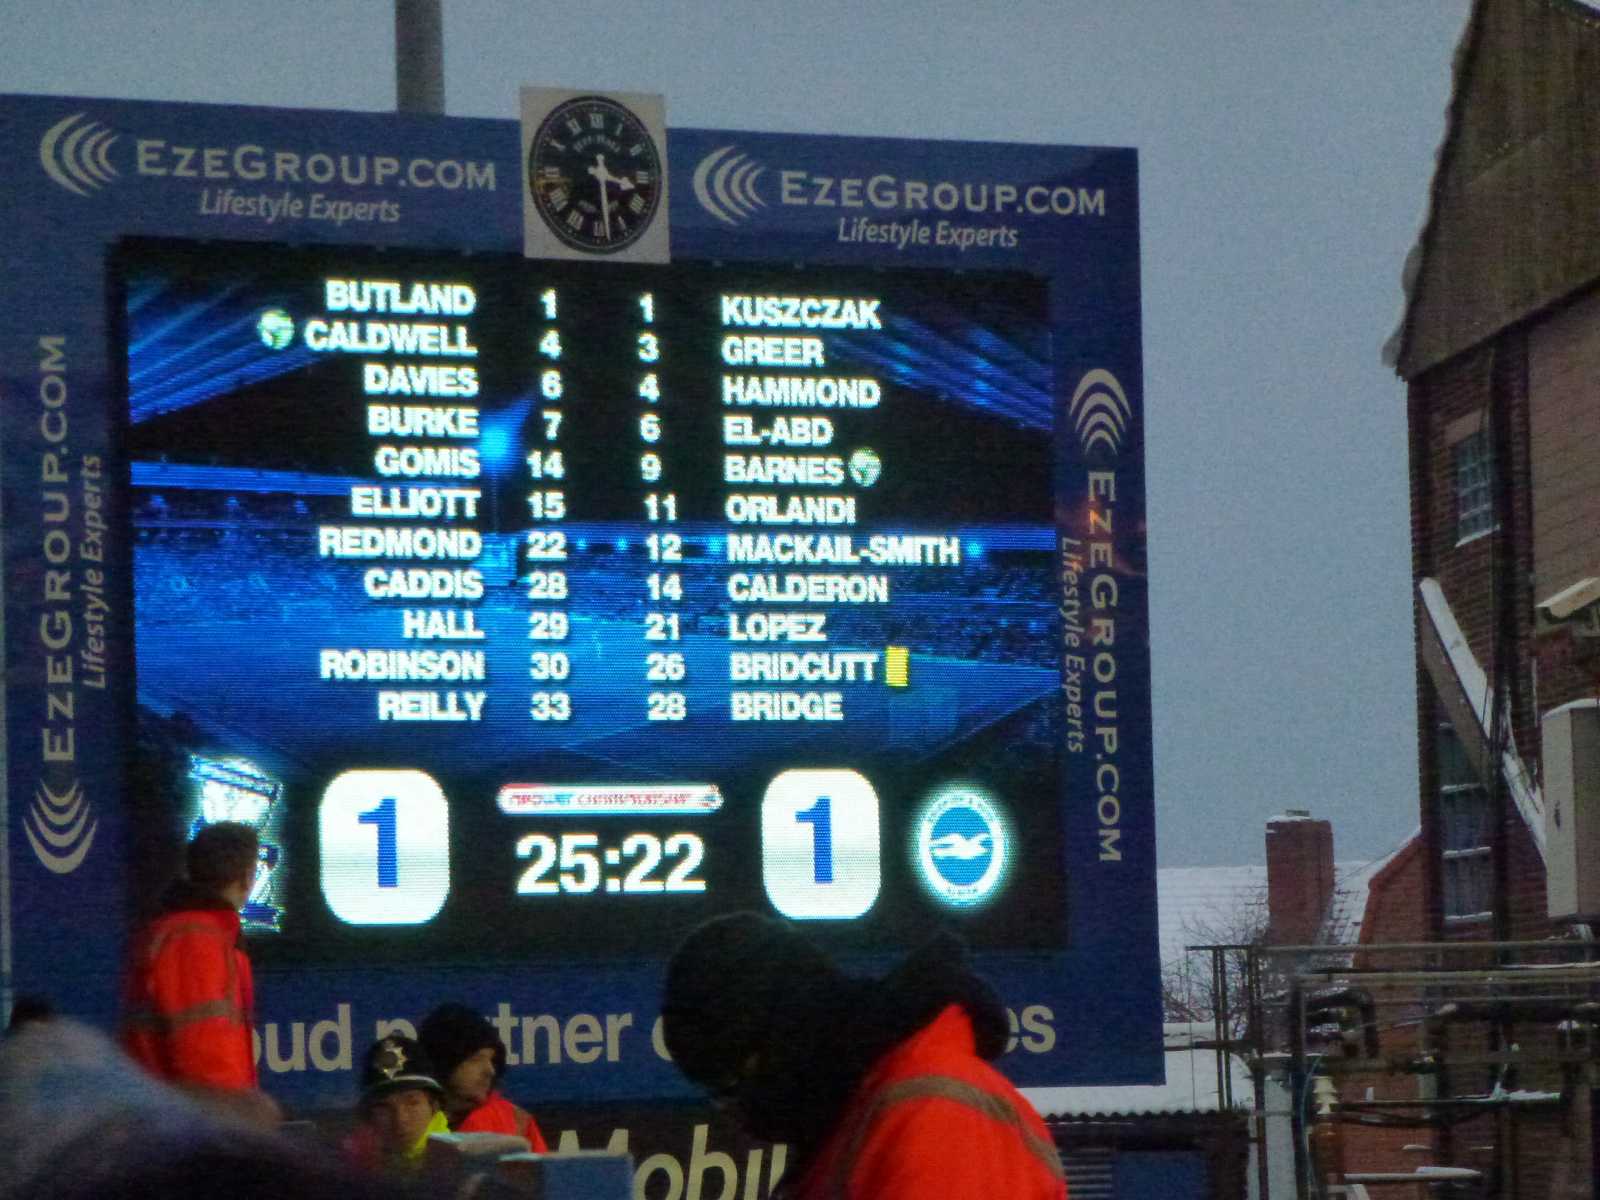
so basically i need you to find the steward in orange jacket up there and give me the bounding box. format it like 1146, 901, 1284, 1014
121, 881, 257, 1090
418, 1002, 551, 1152
662, 913, 1067, 1200
789, 1003, 1064, 1199
119, 822, 276, 1126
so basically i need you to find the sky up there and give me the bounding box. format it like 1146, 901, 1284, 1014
0, 0, 1473, 867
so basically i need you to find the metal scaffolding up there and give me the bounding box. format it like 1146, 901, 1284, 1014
1187, 937, 1599, 1199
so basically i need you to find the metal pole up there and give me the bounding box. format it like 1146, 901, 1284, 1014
395, 0, 445, 115
1288, 979, 1309, 1200
1212, 946, 1230, 1108
1248, 950, 1270, 1200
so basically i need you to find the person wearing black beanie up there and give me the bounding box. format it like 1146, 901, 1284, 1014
661, 913, 1066, 1200
416, 1003, 549, 1152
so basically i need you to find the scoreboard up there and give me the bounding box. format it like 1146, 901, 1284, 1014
117, 238, 1067, 964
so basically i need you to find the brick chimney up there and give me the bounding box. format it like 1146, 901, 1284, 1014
1265, 810, 1335, 944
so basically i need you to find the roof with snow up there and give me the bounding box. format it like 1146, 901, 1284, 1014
1156, 865, 1266, 967
1026, 1024, 1254, 1117
1155, 841, 1411, 970
1041, 845, 1411, 1116
1318, 840, 1414, 947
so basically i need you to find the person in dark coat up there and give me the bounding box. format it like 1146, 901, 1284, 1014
660, 912, 1066, 1200
417, 1003, 549, 1151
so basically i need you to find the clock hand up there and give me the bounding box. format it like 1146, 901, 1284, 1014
587, 153, 639, 233
589, 153, 630, 190
588, 154, 613, 234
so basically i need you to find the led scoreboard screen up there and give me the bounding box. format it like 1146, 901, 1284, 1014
116, 238, 1067, 963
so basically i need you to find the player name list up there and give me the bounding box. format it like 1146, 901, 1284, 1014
311, 271, 966, 727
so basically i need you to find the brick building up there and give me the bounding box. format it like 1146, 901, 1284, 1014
1258, 816, 1430, 1192
1374, 0, 1600, 1195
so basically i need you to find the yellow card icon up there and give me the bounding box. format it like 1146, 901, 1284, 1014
885, 645, 910, 688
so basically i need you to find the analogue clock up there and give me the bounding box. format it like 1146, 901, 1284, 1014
527, 96, 663, 254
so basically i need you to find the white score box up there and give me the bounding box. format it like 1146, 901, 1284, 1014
760, 768, 881, 920
319, 768, 450, 925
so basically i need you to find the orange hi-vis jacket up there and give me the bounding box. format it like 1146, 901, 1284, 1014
786, 1004, 1067, 1200
457, 1090, 550, 1152
120, 903, 257, 1090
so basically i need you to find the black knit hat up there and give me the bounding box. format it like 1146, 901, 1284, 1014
660, 912, 840, 1090
661, 914, 1009, 1153
358, 1035, 443, 1107
417, 1003, 506, 1084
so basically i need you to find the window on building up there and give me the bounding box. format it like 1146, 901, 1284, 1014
1453, 428, 1495, 543
1436, 724, 1494, 921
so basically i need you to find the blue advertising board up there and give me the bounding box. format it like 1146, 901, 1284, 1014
0, 94, 1156, 1111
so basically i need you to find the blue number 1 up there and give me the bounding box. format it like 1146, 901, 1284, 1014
796, 796, 833, 883
358, 796, 398, 888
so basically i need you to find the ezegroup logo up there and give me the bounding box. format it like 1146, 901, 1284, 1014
690, 143, 1107, 226
39, 112, 121, 196
692, 144, 767, 226
25, 778, 98, 874
1068, 368, 1132, 459
38, 110, 498, 198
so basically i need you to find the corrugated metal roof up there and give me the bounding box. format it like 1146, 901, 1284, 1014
1026, 1039, 1254, 1117
1061, 1148, 1115, 1200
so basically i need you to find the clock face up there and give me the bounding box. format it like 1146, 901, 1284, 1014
528, 96, 663, 254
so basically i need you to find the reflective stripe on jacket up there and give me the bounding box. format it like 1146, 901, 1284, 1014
457, 1090, 550, 1153
120, 905, 257, 1090
789, 1004, 1066, 1200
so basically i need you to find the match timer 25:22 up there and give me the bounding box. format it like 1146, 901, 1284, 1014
513, 830, 705, 895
